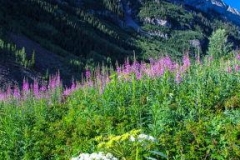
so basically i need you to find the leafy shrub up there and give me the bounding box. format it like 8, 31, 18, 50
207, 29, 232, 58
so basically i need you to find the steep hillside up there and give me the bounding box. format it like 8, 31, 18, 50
0, 0, 240, 87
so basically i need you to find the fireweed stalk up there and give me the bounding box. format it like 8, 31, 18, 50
0, 54, 193, 103
2, 53, 239, 103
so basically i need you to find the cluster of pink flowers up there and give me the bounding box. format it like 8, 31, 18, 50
116, 54, 191, 83
0, 55, 192, 102
0, 73, 62, 102
63, 67, 111, 95
2, 53, 239, 103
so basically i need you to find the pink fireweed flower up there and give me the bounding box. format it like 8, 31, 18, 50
123, 58, 131, 75
48, 73, 61, 90
40, 85, 47, 92
49, 76, 56, 90
136, 72, 142, 80
131, 61, 140, 75
85, 70, 91, 79
56, 72, 61, 86
146, 67, 154, 77
22, 79, 30, 97
22, 79, 29, 91
0, 91, 6, 101
63, 80, 79, 96
227, 66, 232, 73
87, 80, 93, 87
236, 54, 240, 61
152, 63, 164, 77
163, 56, 174, 71
116, 66, 122, 75
33, 79, 40, 98
183, 54, 191, 68
13, 86, 21, 99
235, 65, 240, 72
63, 88, 72, 96
149, 58, 155, 65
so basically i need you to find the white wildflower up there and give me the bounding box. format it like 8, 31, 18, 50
71, 152, 118, 160
137, 134, 156, 142
105, 153, 114, 158
129, 135, 136, 142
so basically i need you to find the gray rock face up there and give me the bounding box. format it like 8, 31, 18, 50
144, 17, 171, 27
176, 0, 240, 26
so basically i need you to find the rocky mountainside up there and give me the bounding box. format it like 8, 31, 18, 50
0, 0, 240, 88
179, 0, 240, 25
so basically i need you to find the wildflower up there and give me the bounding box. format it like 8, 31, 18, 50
40, 85, 47, 92
183, 54, 190, 69
13, 86, 21, 99
63, 88, 71, 96
49, 74, 61, 90
116, 66, 122, 75
236, 54, 240, 61
33, 79, 39, 98
227, 66, 232, 73
71, 152, 118, 160
129, 135, 135, 142
22, 79, 30, 95
162, 56, 172, 69
235, 65, 240, 72
129, 133, 156, 142
0, 92, 6, 101
86, 70, 91, 79
137, 134, 156, 142
124, 58, 131, 74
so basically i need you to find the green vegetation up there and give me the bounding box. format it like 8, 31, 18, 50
137, 0, 240, 58
0, 38, 35, 68
1, 1, 240, 158
0, 0, 136, 67
207, 29, 232, 58
0, 46, 240, 159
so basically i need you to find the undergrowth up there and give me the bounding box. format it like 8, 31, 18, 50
0, 53, 240, 159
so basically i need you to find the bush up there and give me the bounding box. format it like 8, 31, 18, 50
207, 29, 232, 58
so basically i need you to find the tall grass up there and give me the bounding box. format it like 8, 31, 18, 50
0, 53, 240, 159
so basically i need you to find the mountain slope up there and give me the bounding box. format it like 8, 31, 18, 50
0, 0, 240, 87
181, 0, 240, 25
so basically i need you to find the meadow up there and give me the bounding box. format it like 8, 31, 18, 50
0, 51, 240, 159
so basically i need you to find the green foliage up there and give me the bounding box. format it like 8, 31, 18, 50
137, 1, 240, 58
1, 0, 240, 71
1, 0, 240, 159
207, 29, 232, 58
15, 47, 35, 68
96, 129, 162, 160
1, 53, 240, 159
0, 38, 35, 68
